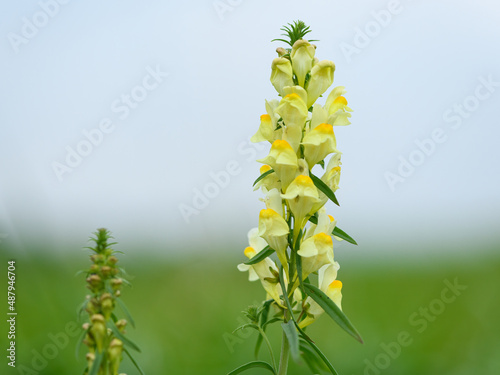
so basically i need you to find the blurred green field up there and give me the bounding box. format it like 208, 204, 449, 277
2, 248, 499, 375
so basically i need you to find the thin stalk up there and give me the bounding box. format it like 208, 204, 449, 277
258, 327, 277, 372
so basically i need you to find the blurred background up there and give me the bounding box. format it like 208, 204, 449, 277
1, 0, 499, 374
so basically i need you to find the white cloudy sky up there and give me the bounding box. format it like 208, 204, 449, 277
1, 0, 499, 256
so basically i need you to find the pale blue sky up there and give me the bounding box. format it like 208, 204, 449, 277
1, 0, 499, 256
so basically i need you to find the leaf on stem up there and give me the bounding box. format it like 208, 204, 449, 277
303, 283, 363, 343
123, 348, 146, 375
298, 333, 339, 375
253, 169, 275, 187
227, 361, 276, 375
282, 320, 300, 363
310, 173, 339, 206
115, 297, 136, 328
88, 350, 104, 375
108, 323, 142, 352
332, 227, 358, 245
244, 246, 275, 265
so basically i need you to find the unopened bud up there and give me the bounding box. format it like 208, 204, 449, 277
276, 47, 288, 56
90, 314, 106, 352
111, 278, 123, 290
116, 319, 127, 333
108, 338, 123, 374
100, 293, 114, 319
101, 266, 112, 277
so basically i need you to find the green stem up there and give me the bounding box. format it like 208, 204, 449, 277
258, 327, 277, 372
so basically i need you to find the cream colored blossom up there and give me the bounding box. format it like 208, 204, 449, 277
297, 233, 334, 279
275, 93, 309, 153
258, 208, 289, 272
281, 175, 319, 233
257, 139, 298, 190
302, 123, 339, 168
299, 262, 342, 328
271, 57, 294, 96
238, 229, 283, 305
290, 40, 316, 87
306, 60, 335, 107
324, 86, 353, 126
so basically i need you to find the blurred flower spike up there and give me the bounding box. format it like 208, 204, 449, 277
77, 228, 145, 375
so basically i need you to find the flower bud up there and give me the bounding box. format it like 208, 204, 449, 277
108, 338, 123, 375
276, 47, 288, 56
270, 57, 294, 96
116, 319, 127, 333
111, 278, 123, 291
90, 314, 106, 352
100, 265, 112, 277
86, 352, 95, 370
291, 39, 316, 87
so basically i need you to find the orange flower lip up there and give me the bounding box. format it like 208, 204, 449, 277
244, 246, 256, 258
260, 165, 272, 174
329, 280, 342, 290
333, 96, 348, 106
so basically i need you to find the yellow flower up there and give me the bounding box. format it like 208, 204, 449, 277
306, 60, 335, 107
258, 209, 289, 273
237, 228, 283, 305
324, 86, 353, 126
297, 233, 334, 279
282, 85, 308, 106
281, 175, 319, 233
304, 207, 337, 240
260, 187, 284, 217
251, 114, 274, 143
299, 262, 342, 328
257, 140, 298, 190
302, 123, 339, 168
270, 57, 294, 96
275, 93, 309, 153
254, 165, 281, 192
291, 40, 316, 87
313, 154, 341, 211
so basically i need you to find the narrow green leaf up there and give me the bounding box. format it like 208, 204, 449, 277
303, 283, 363, 343
244, 246, 275, 265
115, 297, 136, 328
253, 169, 275, 187
298, 334, 338, 375
123, 348, 146, 375
254, 334, 263, 359
310, 173, 339, 206
308, 214, 319, 225
282, 320, 300, 363
233, 323, 259, 334
255, 300, 272, 358
262, 317, 282, 331
278, 267, 295, 318
74, 327, 87, 360
108, 323, 142, 352
332, 227, 358, 245
300, 340, 328, 373
227, 361, 276, 375
88, 350, 104, 375
77, 297, 89, 321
